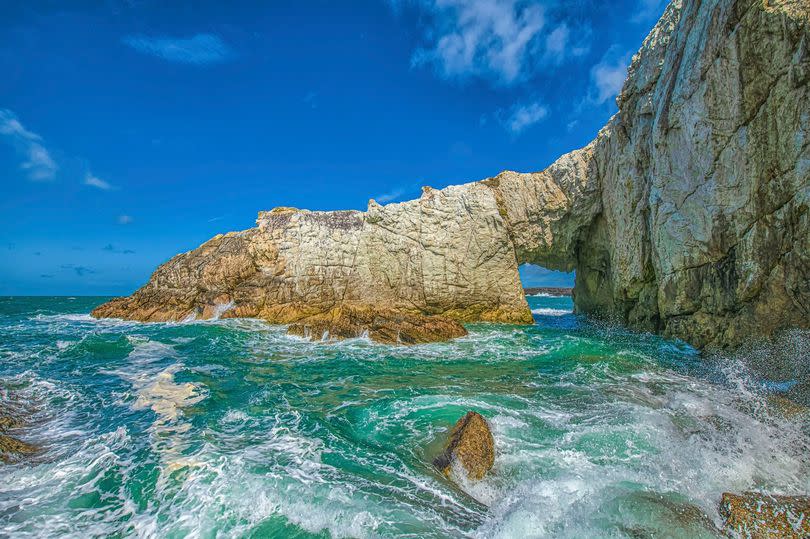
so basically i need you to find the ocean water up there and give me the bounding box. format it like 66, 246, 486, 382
1, 296, 808, 538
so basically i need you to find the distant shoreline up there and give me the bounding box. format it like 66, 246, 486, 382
524, 287, 573, 297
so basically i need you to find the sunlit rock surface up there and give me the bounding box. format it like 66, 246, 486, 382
94, 0, 810, 350
433, 411, 495, 482
287, 305, 467, 344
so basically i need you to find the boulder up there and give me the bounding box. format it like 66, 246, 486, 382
433, 411, 495, 481
287, 305, 467, 344
720, 492, 810, 538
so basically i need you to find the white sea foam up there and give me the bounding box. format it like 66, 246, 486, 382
531, 308, 573, 316
210, 300, 234, 320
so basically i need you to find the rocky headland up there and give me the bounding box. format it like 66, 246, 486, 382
94, 0, 809, 350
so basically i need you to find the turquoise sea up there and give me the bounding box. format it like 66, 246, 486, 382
1, 296, 808, 538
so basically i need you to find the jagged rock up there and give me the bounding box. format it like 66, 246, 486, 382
92, 194, 535, 331
433, 411, 495, 481
287, 305, 467, 344
720, 492, 810, 538
94, 0, 810, 351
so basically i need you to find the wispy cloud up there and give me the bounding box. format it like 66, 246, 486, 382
398, 0, 590, 86
543, 22, 590, 65
409, 0, 545, 85
303, 91, 318, 109
122, 33, 233, 65
632, 0, 667, 23
60, 264, 96, 277
0, 109, 58, 181
373, 181, 422, 204
589, 47, 631, 104
498, 100, 548, 134
84, 173, 112, 190
117, 215, 133, 225
375, 188, 406, 204
102, 243, 135, 254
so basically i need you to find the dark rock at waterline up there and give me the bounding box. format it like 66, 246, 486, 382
433, 411, 495, 481
287, 305, 468, 345
720, 492, 810, 538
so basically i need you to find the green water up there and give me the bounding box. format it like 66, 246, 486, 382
0, 296, 807, 538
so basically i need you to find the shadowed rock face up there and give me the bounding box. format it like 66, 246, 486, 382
572, 0, 810, 349
94, 0, 810, 351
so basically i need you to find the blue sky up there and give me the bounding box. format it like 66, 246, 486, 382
1, 0, 666, 295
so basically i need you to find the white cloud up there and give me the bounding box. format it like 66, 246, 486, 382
0, 109, 58, 181
543, 22, 590, 64
122, 33, 233, 65
409, 0, 546, 85
589, 47, 631, 104
499, 101, 548, 134
117, 215, 133, 225
401, 0, 590, 85
84, 173, 112, 190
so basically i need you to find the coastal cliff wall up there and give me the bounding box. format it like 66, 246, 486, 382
570, 0, 810, 348
94, 0, 810, 350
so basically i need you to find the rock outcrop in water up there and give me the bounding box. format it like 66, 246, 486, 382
0, 414, 36, 463
433, 411, 495, 482
287, 305, 467, 344
93, 0, 810, 350
720, 492, 810, 538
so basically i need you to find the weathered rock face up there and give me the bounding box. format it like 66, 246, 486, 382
433, 411, 495, 481
720, 492, 810, 538
93, 187, 536, 328
94, 0, 809, 351
287, 306, 467, 344
569, 0, 810, 349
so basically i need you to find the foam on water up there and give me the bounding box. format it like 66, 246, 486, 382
531, 308, 573, 316
1, 296, 808, 538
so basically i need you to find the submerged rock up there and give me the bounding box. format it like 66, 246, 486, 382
287, 305, 467, 344
0, 415, 37, 462
433, 411, 495, 481
720, 492, 810, 538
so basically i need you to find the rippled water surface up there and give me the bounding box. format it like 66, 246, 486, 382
1, 296, 808, 538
